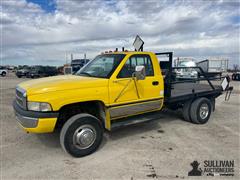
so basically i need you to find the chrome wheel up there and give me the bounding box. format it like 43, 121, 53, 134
73, 124, 96, 149
199, 103, 209, 119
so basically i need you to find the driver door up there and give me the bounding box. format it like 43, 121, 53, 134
108, 54, 163, 119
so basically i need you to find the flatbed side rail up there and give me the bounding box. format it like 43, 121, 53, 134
172, 66, 215, 90
155, 51, 232, 102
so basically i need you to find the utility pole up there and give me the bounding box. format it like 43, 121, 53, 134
65, 52, 68, 64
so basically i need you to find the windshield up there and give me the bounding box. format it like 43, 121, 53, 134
178, 61, 196, 67
76, 54, 126, 78
31, 67, 41, 72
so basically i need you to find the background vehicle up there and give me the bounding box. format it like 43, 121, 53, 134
174, 58, 198, 79
26, 66, 58, 78
0, 66, 7, 77
6, 66, 16, 72
16, 68, 30, 78
232, 72, 240, 81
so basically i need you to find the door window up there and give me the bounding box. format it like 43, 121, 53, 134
117, 55, 154, 78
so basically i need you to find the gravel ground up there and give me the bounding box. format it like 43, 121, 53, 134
0, 74, 239, 180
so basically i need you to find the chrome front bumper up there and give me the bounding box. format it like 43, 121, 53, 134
13, 100, 59, 129
15, 112, 38, 128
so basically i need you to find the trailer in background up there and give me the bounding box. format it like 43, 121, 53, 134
197, 59, 228, 79
63, 64, 72, 75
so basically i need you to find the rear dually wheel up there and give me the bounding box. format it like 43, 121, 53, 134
190, 98, 212, 124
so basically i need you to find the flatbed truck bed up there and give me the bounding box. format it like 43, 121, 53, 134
156, 52, 225, 106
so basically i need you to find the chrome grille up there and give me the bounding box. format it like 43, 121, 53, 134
16, 86, 27, 110
16, 90, 23, 99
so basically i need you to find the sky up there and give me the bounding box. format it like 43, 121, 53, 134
1, 0, 240, 67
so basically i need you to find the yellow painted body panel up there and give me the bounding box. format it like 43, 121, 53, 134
19, 118, 57, 133
19, 75, 109, 111
105, 108, 111, 130
16, 51, 164, 132
109, 52, 164, 105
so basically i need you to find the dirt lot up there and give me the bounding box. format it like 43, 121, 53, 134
0, 74, 239, 180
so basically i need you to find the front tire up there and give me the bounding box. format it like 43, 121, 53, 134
190, 98, 212, 124
60, 113, 103, 157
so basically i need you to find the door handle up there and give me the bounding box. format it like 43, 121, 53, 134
152, 81, 159, 86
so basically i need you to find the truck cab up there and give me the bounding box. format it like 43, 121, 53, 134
13, 50, 230, 157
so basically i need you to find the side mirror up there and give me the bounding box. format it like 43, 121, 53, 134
135, 65, 146, 80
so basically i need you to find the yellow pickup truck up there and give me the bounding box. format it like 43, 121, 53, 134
13, 50, 231, 157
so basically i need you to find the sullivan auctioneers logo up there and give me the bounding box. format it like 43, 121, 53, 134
188, 160, 234, 177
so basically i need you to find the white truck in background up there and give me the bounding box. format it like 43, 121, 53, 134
174, 57, 198, 79
0, 66, 7, 77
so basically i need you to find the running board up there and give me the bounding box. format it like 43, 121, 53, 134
111, 111, 163, 130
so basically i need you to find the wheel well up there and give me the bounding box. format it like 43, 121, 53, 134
56, 101, 106, 129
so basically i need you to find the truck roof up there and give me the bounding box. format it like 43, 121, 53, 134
102, 51, 155, 55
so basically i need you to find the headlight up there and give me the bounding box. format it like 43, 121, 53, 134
27, 102, 52, 112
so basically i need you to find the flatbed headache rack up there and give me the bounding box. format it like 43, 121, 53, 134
155, 52, 232, 105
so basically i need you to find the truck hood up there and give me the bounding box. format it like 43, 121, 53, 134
18, 75, 108, 95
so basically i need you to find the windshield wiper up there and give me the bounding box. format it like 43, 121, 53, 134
79, 72, 93, 77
